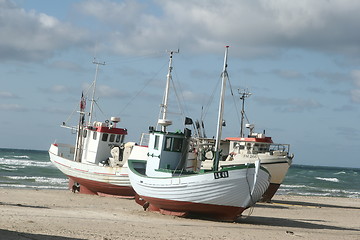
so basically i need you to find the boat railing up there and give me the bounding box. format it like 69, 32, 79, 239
139, 133, 150, 146
269, 143, 290, 153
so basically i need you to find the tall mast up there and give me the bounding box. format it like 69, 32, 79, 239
239, 89, 251, 137
158, 50, 179, 132
214, 46, 229, 171
88, 59, 105, 126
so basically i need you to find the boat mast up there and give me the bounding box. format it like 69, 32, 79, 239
88, 59, 105, 126
239, 89, 251, 138
159, 49, 179, 132
214, 46, 229, 171
74, 93, 86, 162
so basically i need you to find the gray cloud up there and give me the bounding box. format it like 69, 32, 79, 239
0, 91, 19, 99
0, 103, 27, 111
255, 96, 323, 112
73, 0, 360, 58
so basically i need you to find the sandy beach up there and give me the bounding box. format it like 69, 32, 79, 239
0, 188, 359, 240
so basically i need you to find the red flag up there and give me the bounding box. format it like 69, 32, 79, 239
80, 92, 86, 111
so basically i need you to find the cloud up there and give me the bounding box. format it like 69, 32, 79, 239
0, 91, 19, 99
311, 71, 350, 84
0, 103, 26, 111
333, 104, 356, 112
272, 69, 304, 80
333, 126, 360, 140
255, 96, 323, 112
0, 0, 90, 62
350, 89, 360, 103
82, 83, 129, 99
48, 61, 86, 72
73, 0, 360, 58
40, 85, 72, 94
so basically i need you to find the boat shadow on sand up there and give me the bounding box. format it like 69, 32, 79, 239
237, 215, 360, 232
0, 229, 80, 240
233, 200, 360, 232
259, 199, 360, 210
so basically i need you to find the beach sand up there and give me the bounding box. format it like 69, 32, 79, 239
0, 188, 359, 240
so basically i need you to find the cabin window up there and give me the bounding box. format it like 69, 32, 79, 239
164, 137, 183, 152
102, 133, 108, 141
109, 134, 115, 142
93, 131, 97, 140
116, 135, 121, 143
172, 138, 182, 152
164, 137, 172, 151
83, 130, 87, 138
154, 135, 160, 150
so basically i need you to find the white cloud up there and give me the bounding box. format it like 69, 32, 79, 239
72, 0, 360, 57
0, 103, 25, 111
0, 0, 89, 62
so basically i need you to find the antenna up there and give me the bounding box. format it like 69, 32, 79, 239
158, 49, 179, 132
238, 88, 252, 137
88, 58, 106, 125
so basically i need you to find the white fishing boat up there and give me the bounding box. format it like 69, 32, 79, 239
127, 47, 270, 221
200, 90, 294, 202
48, 60, 135, 197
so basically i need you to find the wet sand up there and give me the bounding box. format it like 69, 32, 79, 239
0, 188, 359, 240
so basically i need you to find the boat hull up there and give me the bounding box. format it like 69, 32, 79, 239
142, 196, 246, 221
205, 155, 292, 201
129, 161, 270, 221
49, 149, 135, 197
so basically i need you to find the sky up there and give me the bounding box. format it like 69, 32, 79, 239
1, 0, 360, 168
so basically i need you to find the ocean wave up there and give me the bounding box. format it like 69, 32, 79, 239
315, 177, 339, 182
281, 184, 308, 188
0, 184, 68, 190
0, 158, 52, 168
334, 171, 346, 175
13, 155, 30, 159
5, 176, 68, 185
0, 166, 18, 171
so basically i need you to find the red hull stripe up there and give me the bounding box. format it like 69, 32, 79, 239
141, 195, 245, 221
69, 176, 135, 197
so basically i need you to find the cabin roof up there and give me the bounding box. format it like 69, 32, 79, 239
87, 126, 127, 135
225, 136, 273, 143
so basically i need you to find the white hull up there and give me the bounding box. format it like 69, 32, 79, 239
221, 155, 291, 184
49, 144, 134, 196
128, 161, 270, 220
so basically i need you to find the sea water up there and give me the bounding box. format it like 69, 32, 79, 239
0, 148, 359, 198
0, 148, 67, 190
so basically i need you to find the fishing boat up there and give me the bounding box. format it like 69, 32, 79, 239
48, 60, 135, 197
200, 90, 294, 202
127, 47, 270, 221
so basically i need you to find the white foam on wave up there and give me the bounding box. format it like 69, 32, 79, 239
0, 166, 18, 171
0, 158, 52, 168
5, 176, 68, 185
281, 184, 308, 188
13, 155, 30, 159
334, 171, 346, 175
315, 177, 339, 182
0, 184, 68, 190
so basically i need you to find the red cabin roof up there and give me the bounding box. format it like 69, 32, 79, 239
87, 126, 127, 135
225, 136, 273, 143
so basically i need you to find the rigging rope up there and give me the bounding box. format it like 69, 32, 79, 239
118, 61, 168, 116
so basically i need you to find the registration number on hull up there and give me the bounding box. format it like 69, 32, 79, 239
214, 170, 229, 179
